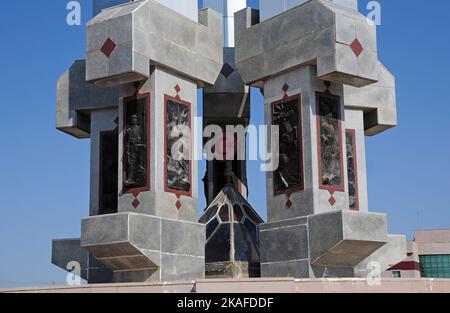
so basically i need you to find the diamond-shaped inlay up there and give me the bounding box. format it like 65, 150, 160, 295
132, 198, 140, 209
350, 38, 364, 57
221, 63, 234, 78
101, 37, 117, 58
174, 84, 181, 94
282, 83, 290, 93
175, 200, 182, 210
286, 199, 293, 209
328, 196, 336, 206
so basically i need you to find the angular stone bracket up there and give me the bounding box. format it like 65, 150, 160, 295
344, 62, 398, 136
86, 0, 223, 87
235, 0, 378, 88
80, 213, 205, 282
309, 211, 388, 268
354, 234, 407, 277
56, 60, 120, 138
52, 239, 113, 283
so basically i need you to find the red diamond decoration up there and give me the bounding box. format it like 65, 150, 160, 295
328, 196, 336, 206
101, 37, 117, 58
175, 84, 181, 94
282, 83, 290, 93
175, 200, 182, 210
286, 199, 293, 209
132, 198, 140, 209
350, 38, 364, 57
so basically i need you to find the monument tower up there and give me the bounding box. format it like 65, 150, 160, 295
52, 0, 406, 284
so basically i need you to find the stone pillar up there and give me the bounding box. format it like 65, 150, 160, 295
235, 1, 392, 278
76, 1, 223, 283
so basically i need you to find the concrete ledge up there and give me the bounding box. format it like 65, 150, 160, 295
344, 61, 397, 136
56, 60, 120, 138
2, 278, 450, 293
309, 211, 388, 268
235, 0, 378, 87
80, 213, 205, 281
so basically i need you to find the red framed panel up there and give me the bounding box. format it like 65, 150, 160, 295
164, 94, 193, 198
316, 92, 345, 194
346, 129, 360, 211
122, 92, 151, 198
271, 93, 305, 196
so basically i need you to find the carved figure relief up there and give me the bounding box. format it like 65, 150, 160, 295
317, 93, 343, 190
166, 98, 191, 193
123, 96, 148, 191
272, 96, 304, 194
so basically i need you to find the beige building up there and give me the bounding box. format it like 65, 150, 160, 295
385, 229, 450, 279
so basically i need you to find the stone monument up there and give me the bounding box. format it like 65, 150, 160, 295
52, 0, 406, 284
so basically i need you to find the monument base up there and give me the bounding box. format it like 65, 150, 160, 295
2, 278, 450, 293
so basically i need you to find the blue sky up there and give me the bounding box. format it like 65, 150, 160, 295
0, 0, 449, 288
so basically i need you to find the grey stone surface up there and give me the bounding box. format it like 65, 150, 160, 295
344, 61, 398, 136
309, 211, 388, 267
52, 239, 88, 272
312, 266, 354, 278
80, 213, 205, 282
260, 223, 309, 263
56, 60, 120, 138
94, 0, 200, 22
235, 1, 378, 87
259, 0, 358, 22
260, 218, 307, 231
354, 234, 407, 278
261, 259, 310, 278
51, 238, 113, 284
161, 219, 205, 257
86, 1, 223, 87
161, 254, 205, 281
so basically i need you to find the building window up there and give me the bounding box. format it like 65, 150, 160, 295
420, 255, 450, 278
392, 271, 401, 278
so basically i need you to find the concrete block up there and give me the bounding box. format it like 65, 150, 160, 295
235, 0, 378, 87
86, 1, 223, 87
56, 60, 120, 138
80, 213, 205, 282
259, 0, 358, 22
161, 254, 205, 281
354, 234, 407, 277
161, 219, 205, 257
260, 221, 309, 263
344, 61, 398, 136
309, 211, 388, 268
261, 260, 310, 278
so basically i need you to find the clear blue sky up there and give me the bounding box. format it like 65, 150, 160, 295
0, 0, 449, 288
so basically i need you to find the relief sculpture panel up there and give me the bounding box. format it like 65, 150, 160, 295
165, 98, 192, 194
317, 93, 344, 191
272, 96, 304, 195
